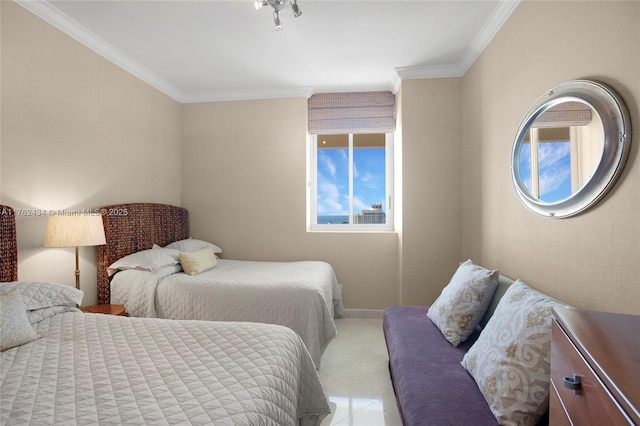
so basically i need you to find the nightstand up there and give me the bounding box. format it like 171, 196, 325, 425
84, 304, 127, 316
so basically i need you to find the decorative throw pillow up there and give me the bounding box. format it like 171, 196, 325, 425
179, 246, 218, 275
461, 279, 570, 426
1, 289, 41, 351
426, 259, 499, 347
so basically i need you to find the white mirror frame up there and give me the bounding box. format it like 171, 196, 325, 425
512, 80, 631, 218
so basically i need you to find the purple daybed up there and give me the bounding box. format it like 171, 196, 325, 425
384, 275, 549, 425
384, 305, 498, 425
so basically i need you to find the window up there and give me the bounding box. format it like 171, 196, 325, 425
309, 132, 393, 231
307, 91, 395, 232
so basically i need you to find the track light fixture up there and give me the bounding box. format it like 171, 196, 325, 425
255, 0, 302, 31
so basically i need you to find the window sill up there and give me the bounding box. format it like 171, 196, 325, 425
308, 225, 396, 233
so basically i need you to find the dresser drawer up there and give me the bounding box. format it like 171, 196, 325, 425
550, 320, 633, 425
549, 380, 571, 426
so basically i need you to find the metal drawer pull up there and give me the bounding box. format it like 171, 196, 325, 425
563, 374, 582, 393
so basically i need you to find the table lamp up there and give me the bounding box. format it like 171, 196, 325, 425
45, 214, 106, 290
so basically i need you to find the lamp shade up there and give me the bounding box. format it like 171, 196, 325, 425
45, 215, 106, 248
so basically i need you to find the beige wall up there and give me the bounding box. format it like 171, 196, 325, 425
181, 99, 399, 310
399, 78, 463, 305
461, 0, 640, 314
0, 2, 182, 305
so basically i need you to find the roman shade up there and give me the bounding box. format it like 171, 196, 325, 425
531, 101, 592, 128
308, 91, 395, 134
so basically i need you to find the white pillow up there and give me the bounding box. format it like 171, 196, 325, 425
157, 264, 182, 280
0, 281, 83, 311
0, 289, 41, 351
461, 280, 570, 426
0, 282, 84, 325
153, 244, 181, 262
179, 246, 218, 275
107, 247, 180, 277
427, 260, 499, 347
166, 238, 222, 254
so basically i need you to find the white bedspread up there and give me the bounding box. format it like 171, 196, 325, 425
1, 312, 330, 426
111, 259, 344, 367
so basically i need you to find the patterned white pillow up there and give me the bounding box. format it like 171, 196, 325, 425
0, 289, 41, 351
427, 260, 499, 347
179, 246, 218, 275
461, 280, 570, 426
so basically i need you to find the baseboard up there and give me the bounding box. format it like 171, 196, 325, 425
342, 309, 385, 319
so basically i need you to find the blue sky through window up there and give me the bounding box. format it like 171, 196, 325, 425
317, 147, 386, 216
519, 141, 572, 202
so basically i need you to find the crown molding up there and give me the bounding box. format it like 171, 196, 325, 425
16, 0, 184, 102
395, 63, 465, 80
457, 0, 520, 75
393, 0, 520, 82
17, 0, 519, 102
180, 86, 314, 103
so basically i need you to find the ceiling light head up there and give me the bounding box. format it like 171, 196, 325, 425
290, 0, 302, 17
273, 10, 283, 31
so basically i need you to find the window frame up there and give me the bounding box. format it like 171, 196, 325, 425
308, 133, 394, 233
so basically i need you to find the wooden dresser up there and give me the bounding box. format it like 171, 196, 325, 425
550, 307, 640, 425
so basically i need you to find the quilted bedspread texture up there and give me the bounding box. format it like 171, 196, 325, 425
111, 259, 343, 368
1, 312, 330, 425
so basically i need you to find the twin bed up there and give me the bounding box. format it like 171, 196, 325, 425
0, 204, 333, 425
98, 203, 344, 367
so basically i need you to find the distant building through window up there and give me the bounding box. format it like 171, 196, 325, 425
354, 204, 386, 224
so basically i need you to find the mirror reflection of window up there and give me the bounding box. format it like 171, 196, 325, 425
518, 101, 603, 203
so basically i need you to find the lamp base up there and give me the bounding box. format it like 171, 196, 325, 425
75, 246, 81, 290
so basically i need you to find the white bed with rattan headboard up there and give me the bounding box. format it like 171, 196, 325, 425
98, 202, 343, 368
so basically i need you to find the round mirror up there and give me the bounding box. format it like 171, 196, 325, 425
512, 80, 631, 218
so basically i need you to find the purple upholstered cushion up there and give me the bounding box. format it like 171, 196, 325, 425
383, 305, 499, 426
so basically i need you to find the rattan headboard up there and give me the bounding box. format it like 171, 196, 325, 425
0, 205, 18, 282
97, 203, 189, 304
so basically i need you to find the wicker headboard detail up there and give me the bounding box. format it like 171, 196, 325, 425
97, 203, 189, 304
0, 205, 18, 282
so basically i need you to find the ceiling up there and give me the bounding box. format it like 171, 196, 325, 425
17, 0, 520, 103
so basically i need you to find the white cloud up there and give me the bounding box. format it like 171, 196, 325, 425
318, 151, 336, 178
321, 198, 343, 214
318, 179, 340, 200
540, 167, 571, 195
338, 149, 348, 165
353, 196, 368, 212
539, 143, 570, 168
539, 143, 571, 196
317, 177, 344, 214
359, 172, 378, 189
